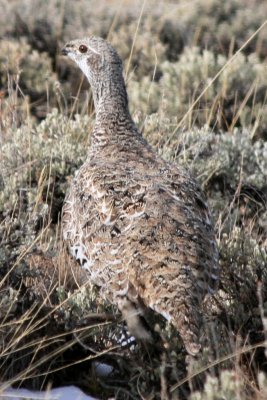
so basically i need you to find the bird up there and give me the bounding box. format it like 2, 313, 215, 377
61, 36, 219, 355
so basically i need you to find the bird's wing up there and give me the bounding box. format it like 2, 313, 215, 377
122, 167, 219, 355
62, 160, 219, 354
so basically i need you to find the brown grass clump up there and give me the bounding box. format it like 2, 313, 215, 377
0, 0, 267, 398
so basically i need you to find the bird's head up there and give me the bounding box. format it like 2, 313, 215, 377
61, 36, 123, 85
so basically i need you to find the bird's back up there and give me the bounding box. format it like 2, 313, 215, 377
62, 140, 218, 354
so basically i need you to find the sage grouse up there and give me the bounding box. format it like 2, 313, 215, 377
61, 37, 219, 355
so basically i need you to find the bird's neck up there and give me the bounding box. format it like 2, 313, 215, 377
93, 71, 129, 112
89, 71, 140, 152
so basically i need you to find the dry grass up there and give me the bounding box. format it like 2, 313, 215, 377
0, 0, 267, 398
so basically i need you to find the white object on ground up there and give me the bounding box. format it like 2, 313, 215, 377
92, 361, 114, 377
0, 386, 98, 400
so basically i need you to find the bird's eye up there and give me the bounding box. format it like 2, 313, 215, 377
79, 45, 88, 53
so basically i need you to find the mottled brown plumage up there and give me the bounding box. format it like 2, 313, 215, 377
61, 37, 219, 355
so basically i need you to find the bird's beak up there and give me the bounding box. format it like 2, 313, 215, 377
61, 46, 69, 56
